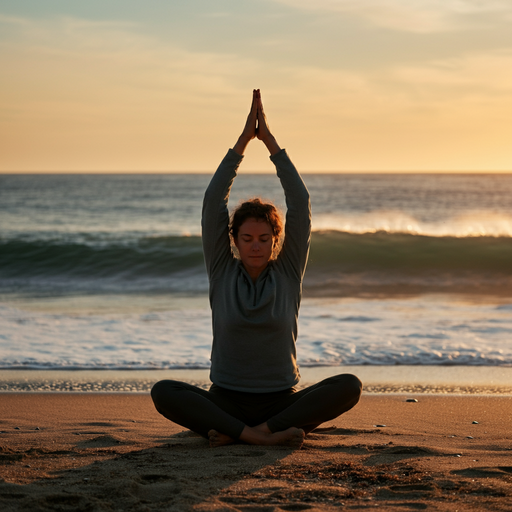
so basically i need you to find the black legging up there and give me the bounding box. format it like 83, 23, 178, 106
151, 373, 362, 440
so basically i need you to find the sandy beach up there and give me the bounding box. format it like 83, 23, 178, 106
1, 392, 511, 511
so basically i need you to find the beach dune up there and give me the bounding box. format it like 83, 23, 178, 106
1, 393, 511, 511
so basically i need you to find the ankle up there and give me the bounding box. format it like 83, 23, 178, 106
254, 422, 272, 435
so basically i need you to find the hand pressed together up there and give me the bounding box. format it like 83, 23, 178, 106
233, 89, 281, 156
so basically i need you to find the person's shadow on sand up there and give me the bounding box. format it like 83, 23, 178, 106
2, 427, 512, 510
1, 431, 300, 511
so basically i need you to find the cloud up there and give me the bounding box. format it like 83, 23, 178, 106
266, 48, 512, 119
0, 14, 256, 103
0, 13, 30, 25
248, 48, 512, 170
0, 14, 265, 170
392, 50, 512, 94
2, 12, 512, 170
272, 0, 512, 32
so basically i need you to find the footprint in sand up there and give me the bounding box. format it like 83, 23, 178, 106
383, 446, 439, 455
81, 422, 119, 427
139, 474, 174, 484
452, 467, 512, 478
78, 435, 124, 448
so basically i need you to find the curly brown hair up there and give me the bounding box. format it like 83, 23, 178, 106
230, 198, 284, 257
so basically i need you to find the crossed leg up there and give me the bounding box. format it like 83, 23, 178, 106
151, 374, 362, 448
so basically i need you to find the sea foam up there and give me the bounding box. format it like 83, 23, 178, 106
1, 297, 511, 369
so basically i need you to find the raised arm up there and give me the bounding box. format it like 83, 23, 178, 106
256, 93, 311, 279
202, 90, 258, 279
272, 152, 311, 281
202, 90, 310, 281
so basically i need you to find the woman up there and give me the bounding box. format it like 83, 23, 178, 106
151, 90, 362, 448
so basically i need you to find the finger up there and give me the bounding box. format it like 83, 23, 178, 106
257, 101, 266, 121
259, 99, 265, 116
256, 110, 264, 133
250, 89, 258, 114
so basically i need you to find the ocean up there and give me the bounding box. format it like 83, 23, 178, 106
1, 172, 512, 375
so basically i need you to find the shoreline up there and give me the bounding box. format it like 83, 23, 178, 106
1, 393, 511, 510
1, 366, 512, 395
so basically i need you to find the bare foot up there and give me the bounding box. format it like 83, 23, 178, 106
208, 429, 235, 448
240, 426, 305, 448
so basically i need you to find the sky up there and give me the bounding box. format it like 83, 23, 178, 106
1, 0, 512, 172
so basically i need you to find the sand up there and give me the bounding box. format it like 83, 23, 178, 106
3, 366, 512, 393
1, 393, 511, 511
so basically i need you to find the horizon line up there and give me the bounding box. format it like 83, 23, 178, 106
2, 170, 512, 175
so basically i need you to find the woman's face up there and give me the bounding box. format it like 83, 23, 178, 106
234, 218, 275, 278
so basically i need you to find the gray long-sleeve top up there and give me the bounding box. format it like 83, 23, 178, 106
202, 148, 311, 393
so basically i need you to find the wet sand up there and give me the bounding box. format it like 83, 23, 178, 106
1, 393, 511, 511
2, 366, 512, 393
